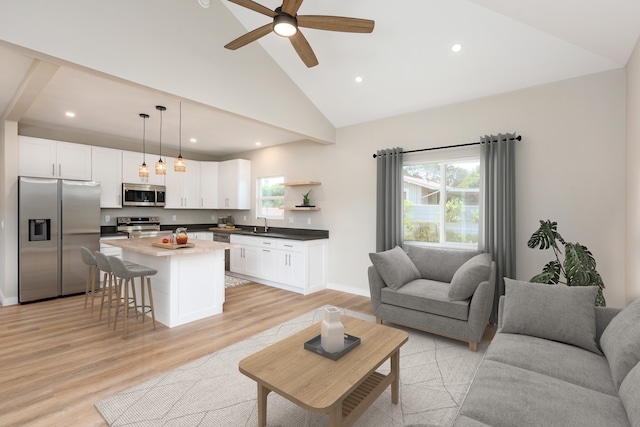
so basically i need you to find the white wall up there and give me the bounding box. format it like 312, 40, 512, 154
626, 37, 640, 304
240, 69, 627, 306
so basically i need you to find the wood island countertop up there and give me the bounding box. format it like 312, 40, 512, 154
100, 237, 235, 257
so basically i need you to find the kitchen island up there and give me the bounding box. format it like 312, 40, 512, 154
99, 237, 234, 328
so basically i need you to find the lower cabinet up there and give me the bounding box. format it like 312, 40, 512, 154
230, 235, 327, 294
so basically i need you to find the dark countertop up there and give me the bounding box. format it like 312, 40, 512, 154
188, 225, 329, 241
102, 224, 329, 241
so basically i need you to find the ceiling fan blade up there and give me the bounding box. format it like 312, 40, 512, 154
224, 24, 273, 50
281, 0, 304, 16
227, 0, 276, 18
289, 31, 318, 68
297, 16, 374, 33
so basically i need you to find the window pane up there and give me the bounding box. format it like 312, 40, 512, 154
403, 159, 479, 247
257, 176, 284, 218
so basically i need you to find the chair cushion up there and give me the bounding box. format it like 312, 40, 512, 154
600, 297, 640, 389
500, 278, 601, 355
369, 246, 420, 290
381, 279, 470, 320
619, 362, 640, 426
406, 245, 479, 282
448, 253, 491, 301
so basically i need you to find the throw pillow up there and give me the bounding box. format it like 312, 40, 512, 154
369, 246, 421, 291
500, 278, 601, 354
448, 253, 492, 301
600, 298, 640, 389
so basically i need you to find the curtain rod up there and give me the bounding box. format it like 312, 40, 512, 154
372, 135, 522, 158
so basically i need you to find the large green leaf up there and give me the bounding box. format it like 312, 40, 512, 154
530, 261, 562, 284
527, 220, 565, 251
564, 242, 606, 306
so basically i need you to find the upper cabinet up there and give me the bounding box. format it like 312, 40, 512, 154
19, 136, 92, 181
91, 146, 122, 208
218, 159, 251, 210
200, 161, 219, 209
165, 158, 201, 209
121, 150, 165, 186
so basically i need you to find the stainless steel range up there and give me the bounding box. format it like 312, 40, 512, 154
117, 216, 172, 239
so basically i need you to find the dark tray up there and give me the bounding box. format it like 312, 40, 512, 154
304, 334, 361, 361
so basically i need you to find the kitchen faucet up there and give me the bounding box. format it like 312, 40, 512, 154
258, 216, 268, 233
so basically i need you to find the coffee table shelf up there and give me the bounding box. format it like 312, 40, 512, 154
342, 371, 389, 424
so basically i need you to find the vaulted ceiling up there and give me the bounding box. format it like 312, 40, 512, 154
1, 0, 639, 157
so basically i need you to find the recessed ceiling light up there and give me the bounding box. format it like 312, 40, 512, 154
355, 76, 364, 83
255, 142, 262, 146
65, 111, 75, 117
190, 138, 197, 143
451, 43, 463, 53
198, 0, 210, 8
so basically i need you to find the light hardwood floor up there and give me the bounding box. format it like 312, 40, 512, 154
0, 283, 373, 427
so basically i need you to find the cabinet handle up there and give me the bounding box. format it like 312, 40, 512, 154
52, 163, 55, 177
59, 164, 61, 176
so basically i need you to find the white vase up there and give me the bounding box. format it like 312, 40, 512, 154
321, 307, 344, 353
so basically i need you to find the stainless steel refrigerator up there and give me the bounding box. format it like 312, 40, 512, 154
18, 177, 101, 303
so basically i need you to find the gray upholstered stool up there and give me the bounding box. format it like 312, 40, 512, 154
94, 252, 138, 327
80, 247, 100, 314
108, 256, 158, 338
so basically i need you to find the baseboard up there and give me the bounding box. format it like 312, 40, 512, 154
0, 292, 19, 306
326, 281, 371, 297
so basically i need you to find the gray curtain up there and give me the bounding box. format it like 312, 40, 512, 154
479, 133, 516, 323
375, 147, 404, 252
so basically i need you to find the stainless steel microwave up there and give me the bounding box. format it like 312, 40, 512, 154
122, 183, 166, 207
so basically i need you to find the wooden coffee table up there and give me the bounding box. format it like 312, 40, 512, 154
239, 315, 409, 427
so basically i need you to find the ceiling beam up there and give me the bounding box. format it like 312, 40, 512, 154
1, 59, 59, 122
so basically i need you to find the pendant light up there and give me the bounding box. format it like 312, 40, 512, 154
155, 105, 166, 175
174, 102, 186, 172
138, 113, 150, 178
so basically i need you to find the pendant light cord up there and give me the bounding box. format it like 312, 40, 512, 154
179, 102, 182, 157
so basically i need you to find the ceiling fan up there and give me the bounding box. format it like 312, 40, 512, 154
224, 0, 375, 68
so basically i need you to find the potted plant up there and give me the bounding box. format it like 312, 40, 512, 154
527, 220, 606, 306
302, 189, 312, 206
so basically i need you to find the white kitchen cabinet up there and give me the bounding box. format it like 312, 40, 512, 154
91, 146, 122, 208
200, 162, 218, 208
229, 234, 327, 294
165, 157, 200, 208
193, 231, 213, 240
121, 150, 165, 186
218, 159, 251, 209
19, 136, 92, 180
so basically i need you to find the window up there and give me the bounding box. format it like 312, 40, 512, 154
257, 176, 284, 219
403, 152, 480, 248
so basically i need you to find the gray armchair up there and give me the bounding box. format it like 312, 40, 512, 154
368, 245, 496, 351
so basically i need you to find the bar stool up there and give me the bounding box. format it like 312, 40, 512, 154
80, 247, 100, 314
94, 252, 137, 327
108, 256, 158, 338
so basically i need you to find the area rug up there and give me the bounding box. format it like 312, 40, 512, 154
224, 274, 251, 288
95, 307, 486, 427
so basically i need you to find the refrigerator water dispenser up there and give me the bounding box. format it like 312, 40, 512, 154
29, 219, 50, 241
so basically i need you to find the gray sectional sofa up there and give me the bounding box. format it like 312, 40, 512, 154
455, 279, 640, 427
368, 245, 496, 351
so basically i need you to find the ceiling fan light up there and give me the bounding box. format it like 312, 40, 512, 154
273, 14, 297, 37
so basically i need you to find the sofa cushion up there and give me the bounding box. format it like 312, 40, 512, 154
381, 279, 470, 320
448, 253, 491, 301
369, 246, 421, 291
500, 279, 601, 354
407, 245, 479, 283
600, 297, 640, 389
458, 360, 630, 427
486, 333, 617, 396
619, 362, 640, 426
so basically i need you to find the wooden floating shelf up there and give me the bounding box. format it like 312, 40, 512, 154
281, 207, 321, 211
281, 181, 321, 186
